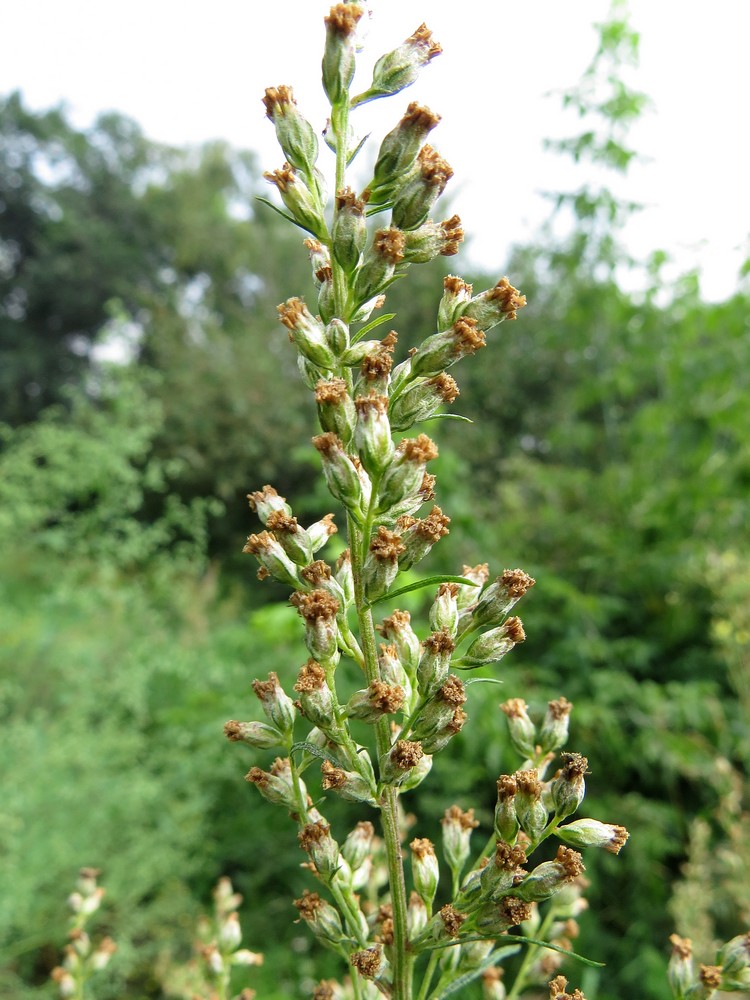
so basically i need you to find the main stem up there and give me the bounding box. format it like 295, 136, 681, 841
349, 515, 413, 999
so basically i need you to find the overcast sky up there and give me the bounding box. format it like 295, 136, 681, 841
3, 1, 749, 299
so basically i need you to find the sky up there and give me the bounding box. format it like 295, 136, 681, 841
3, 1, 749, 300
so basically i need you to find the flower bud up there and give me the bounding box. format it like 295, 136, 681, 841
345, 680, 405, 723
312, 433, 364, 516
294, 659, 336, 730
550, 753, 589, 820
410, 316, 485, 378
218, 911, 242, 952
247, 485, 292, 524
353, 228, 406, 305
265, 165, 326, 239
264, 510, 314, 566
322, 4, 363, 105
389, 373, 459, 431
262, 85, 318, 173
90, 937, 116, 971
494, 774, 520, 843
411, 675, 465, 742
316, 379, 356, 444
407, 891, 428, 937
392, 145, 453, 232
417, 629, 454, 700
232, 950, 264, 968
277, 297, 334, 368
290, 590, 340, 662
353, 392, 394, 477
455, 617, 526, 668
335, 548, 355, 606
304, 238, 330, 287
719, 931, 750, 990
441, 805, 479, 877
377, 434, 438, 513
420, 707, 466, 754
557, 819, 629, 855
538, 697, 573, 754
380, 739, 425, 786
514, 769, 549, 843
51, 968, 76, 997
499, 698, 537, 758
482, 966, 507, 1000
368, 103, 441, 202
398, 506, 450, 572
306, 512, 338, 554
378, 611, 421, 676
410, 838, 439, 907
332, 187, 367, 273
472, 569, 536, 630
668, 934, 694, 999
464, 276, 527, 329
294, 890, 346, 947
479, 840, 528, 903
358, 24, 442, 105
224, 719, 286, 750
342, 821, 375, 872
438, 275, 473, 331
363, 526, 404, 602
321, 759, 377, 805
245, 757, 300, 810
401, 215, 463, 263
429, 582, 459, 635
377, 644, 412, 702
514, 846, 585, 903
299, 820, 342, 879
350, 946, 389, 985
243, 531, 301, 588
249, 671, 296, 735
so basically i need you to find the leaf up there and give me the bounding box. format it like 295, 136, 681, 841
290, 741, 348, 770
351, 313, 397, 344
463, 677, 505, 687
254, 196, 321, 238
347, 132, 370, 166
429, 945, 520, 998
366, 575, 479, 608
423, 413, 474, 424
502, 934, 605, 968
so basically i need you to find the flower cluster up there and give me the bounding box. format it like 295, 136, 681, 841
668, 932, 750, 999
225, 5, 626, 1000
50, 868, 116, 999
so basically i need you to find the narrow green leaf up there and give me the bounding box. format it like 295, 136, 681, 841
430, 945, 520, 999
423, 413, 473, 424
254, 197, 321, 238
502, 934, 605, 968
367, 575, 478, 608
463, 677, 505, 687
351, 313, 397, 344
290, 741, 347, 770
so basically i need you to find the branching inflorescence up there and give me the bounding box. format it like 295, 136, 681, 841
226, 6, 629, 999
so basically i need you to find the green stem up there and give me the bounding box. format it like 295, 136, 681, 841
349, 513, 413, 999
416, 950, 440, 1000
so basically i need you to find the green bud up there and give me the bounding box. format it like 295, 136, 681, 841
719, 932, 750, 990
410, 316, 485, 378
437, 275, 473, 331
307, 512, 338, 554
251, 671, 296, 734
420, 708, 466, 754
335, 548, 355, 606
362, 526, 404, 602
514, 769, 548, 842
557, 818, 630, 855
353, 228, 406, 306
224, 719, 285, 750
377, 433, 438, 513
550, 753, 589, 820
668, 934, 695, 999
441, 805, 479, 878
265, 509, 314, 565
429, 582, 459, 636
291, 590, 341, 663
316, 378, 356, 444
407, 891, 428, 937
411, 675, 465, 744
317, 266, 336, 325
398, 506, 451, 573
410, 838, 439, 907
391, 145, 453, 231
463, 276, 527, 330
322, 3, 363, 105
312, 433, 364, 516
242, 530, 301, 588
417, 629, 454, 701
538, 697, 573, 754
499, 698, 537, 758
455, 617, 526, 668
262, 85, 318, 173
277, 297, 335, 368
389, 372, 460, 432
298, 819, 341, 879
321, 760, 377, 806
398, 749, 433, 792
264, 164, 326, 239
357, 24, 442, 105
494, 775, 520, 844
332, 187, 367, 273
245, 757, 300, 810
479, 840, 528, 903
247, 484, 292, 524
379, 739, 425, 787
354, 392, 394, 477
513, 846, 585, 903
368, 102, 442, 201
294, 659, 337, 732
472, 569, 536, 630
342, 821, 374, 872
402, 215, 464, 263
304, 237, 330, 287
294, 890, 346, 947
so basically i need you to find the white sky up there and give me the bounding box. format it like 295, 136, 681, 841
3, 1, 749, 300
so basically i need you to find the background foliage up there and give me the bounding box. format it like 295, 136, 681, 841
1, 7, 748, 998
